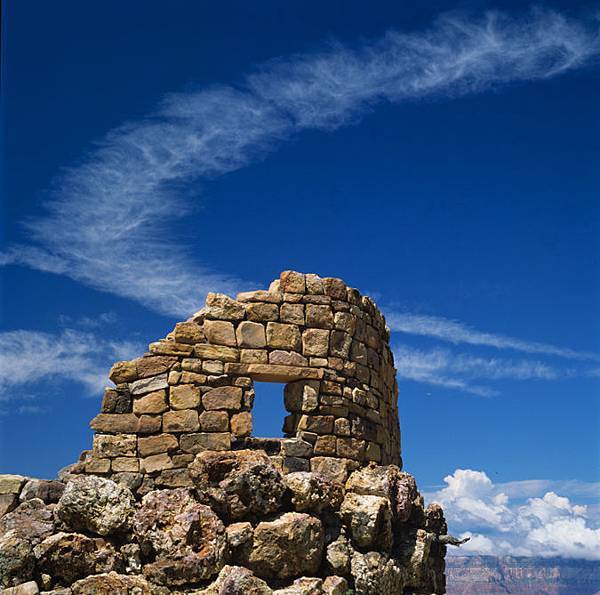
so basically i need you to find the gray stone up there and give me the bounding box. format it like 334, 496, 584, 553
248, 513, 323, 580
198, 565, 272, 595
54, 476, 134, 536
340, 493, 392, 551
285, 472, 343, 514
129, 373, 169, 396
133, 489, 226, 586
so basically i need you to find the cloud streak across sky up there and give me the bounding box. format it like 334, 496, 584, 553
392, 345, 566, 396
388, 312, 600, 362
0, 329, 142, 402
2, 9, 599, 316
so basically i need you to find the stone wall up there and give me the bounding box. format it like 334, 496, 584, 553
79, 271, 401, 493
0, 271, 453, 594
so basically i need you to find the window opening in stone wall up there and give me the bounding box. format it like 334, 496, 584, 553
251, 382, 287, 438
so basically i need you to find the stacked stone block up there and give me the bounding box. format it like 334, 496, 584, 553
77, 271, 401, 493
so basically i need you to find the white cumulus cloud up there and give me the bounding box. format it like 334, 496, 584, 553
428, 469, 600, 560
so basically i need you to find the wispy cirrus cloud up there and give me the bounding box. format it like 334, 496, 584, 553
0, 329, 143, 401
388, 312, 600, 362
393, 344, 567, 396
2, 9, 599, 316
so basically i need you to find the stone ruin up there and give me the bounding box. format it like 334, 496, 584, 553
0, 271, 453, 594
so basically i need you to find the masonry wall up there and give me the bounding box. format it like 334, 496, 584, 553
79, 271, 401, 493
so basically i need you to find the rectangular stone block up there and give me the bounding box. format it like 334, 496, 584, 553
302, 294, 331, 305
330, 330, 352, 358
334, 312, 357, 334
137, 355, 178, 378
240, 349, 269, 364
204, 293, 246, 320
93, 434, 137, 457
109, 360, 138, 384
298, 414, 334, 434
280, 270, 306, 293
179, 371, 207, 384
269, 350, 308, 366
350, 340, 368, 365
133, 389, 168, 415
203, 360, 224, 374
149, 341, 194, 356
230, 412, 252, 437
169, 384, 201, 410
204, 320, 237, 346
85, 458, 111, 474
180, 432, 231, 454
199, 410, 229, 431
356, 364, 370, 383
181, 358, 203, 373
319, 405, 349, 417
172, 453, 195, 467
283, 292, 303, 303
101, 388, 131, 414
322, 380, 342, 395
266, 322, 301, 351
334, 418, 351, 436
322, 277, 347, 300
246, 302, 279, 321
111, 457, 139, 473
162, 410, 199, 433
202, 386, 242, 410
137, 415, 162, 434
130, 373, 169, 396
140, 453, 173, 473
305, 304, 334, 328
225, 363, 322, 382
284, 381, 318, 413
305, 273, 324, 294
313, 434, 337, 455
172, 322, 205, 344
194, 344, 239, 362
90, 414, 140, 434
281, 438, 313, 458
309, 357, 328, 367
236, 321, 266, 348
237, 289, 283, 303
138, 433, 179, 457
280, 303, 305, 325
336, 437, 366, 460
302, 328, 330, 357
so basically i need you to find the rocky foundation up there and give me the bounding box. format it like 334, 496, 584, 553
0, 272, 449, 594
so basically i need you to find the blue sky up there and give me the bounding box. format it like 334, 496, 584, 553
1, 0, 599, 557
